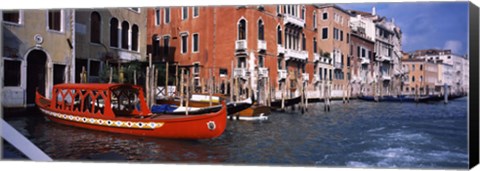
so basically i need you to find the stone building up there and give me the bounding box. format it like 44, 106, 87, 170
74, 8, 147, 83
401, 58, 438, 95
2, 9, 75, 108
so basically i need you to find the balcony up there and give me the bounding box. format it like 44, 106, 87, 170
313, 75, 321, 83
235, 40, 247, 51
285, 49, 308, 61
278, 69, 287, 81
258, 40, 267, 52
234, 68, 247, 78
313, 53, 320, 63
277, 45, 285, 55
283, 14, 305, 28
259, 67, 269, 78
334, 62, 342, 69
361, 57, 370, 65
302, 73, 309, 81
376, 55, 392, 63
382, 74, 391, 81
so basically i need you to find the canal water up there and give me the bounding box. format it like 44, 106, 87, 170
3, 97, 468, 169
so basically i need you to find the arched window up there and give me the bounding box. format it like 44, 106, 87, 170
110, 18, 119, 47
238, 19, 246, 40
131, 24, 139, 51
90, 12, 101, 43
302, 33, 306, 51
277, 26, 282, 45
121, 21, 129, 49
258, 19, 264, 41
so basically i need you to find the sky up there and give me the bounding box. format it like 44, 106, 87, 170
339, 2, 469, 55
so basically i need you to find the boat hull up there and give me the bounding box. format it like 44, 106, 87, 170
270, 96, 301, 108
38, 107, 226, 139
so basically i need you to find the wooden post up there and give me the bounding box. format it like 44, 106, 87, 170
175, 64, 178, 96
146, 66, 150, 107
133, 70, 137, 85
109, 67, 113, 83
186, 72, 190, 115
180, 68, 184, 107
165, 62, 169, 98
154, 67, 158, 105
209, 69, 213, 107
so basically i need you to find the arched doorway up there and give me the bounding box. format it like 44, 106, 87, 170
26, 50, 47, 104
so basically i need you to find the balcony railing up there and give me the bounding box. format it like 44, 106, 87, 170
376, 55, 392, 62
302, 73, 309, 81
234, 68, 247, 78
283, 14, 305, 28
285, 49, 308, 61
235, 40, 247, 51
259, 67, 268, 78
278, 69, 287, 81
277, 45, 285, 55
361, 57, 370, 65
314, 53, 320, 62
258, 40, 267, 52
334, 62, 342, 69
313, 75, 321, 83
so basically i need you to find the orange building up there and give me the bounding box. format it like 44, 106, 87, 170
401, 59, 438, 95
146, 5, 326, 101
316, 4, 352, 98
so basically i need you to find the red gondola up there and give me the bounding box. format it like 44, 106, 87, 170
35, 84, 227, 139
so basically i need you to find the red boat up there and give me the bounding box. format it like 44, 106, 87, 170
35, 84, 227, 139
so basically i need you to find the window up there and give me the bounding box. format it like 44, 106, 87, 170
313, 11, 317, 29
181, 34, 188, 54
129, 8, 140, 13
131, 24, 139, 51
219, 68, 228, 77
301, 6, 305, 20
347, 33, 350, 43
277, 26, 282, 45
259, 55, 264, 67
193, 7, 199, 17
182, 7, 188, 20
164, 8, 170, 24
193, 63, 200, 74
90, 12, 101, 43
276, 5, 281, 14
322, 28, 328, 39
319, 68, 323, 80
192, 33, 199, 52
313, 38, 317, 53
121, 21, 129, 49
340, 30, 343, 41
163, 36, 170, 56
412, 64, 415, 71
412, 76, 415, 82
420, 76, 423, 82
3, 10, 20, 24
53, 64, 65, 85
3, 60, 21, 87
155, 9, 161, 25
48, 10, 62, 31
322, 12, 328, 20
110, 18, 119, 47
258, 19, 264, 40
361, 48, 366, 58
420, 64, 423, 71
302, 33, 306, 51
89, 60, 100, 76
238, 19, 246, 40
278, 58, 282, 69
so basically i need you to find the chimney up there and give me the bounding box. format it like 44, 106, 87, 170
372, 6, 376, 16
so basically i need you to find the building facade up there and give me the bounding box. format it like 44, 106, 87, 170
401, 59, 438, 95
146, 5, 330, 102
74, 8, 147, 83
2, 9, 75, 107
316, 4, 351, 98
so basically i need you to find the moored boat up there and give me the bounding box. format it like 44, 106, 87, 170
35, 84, 227, 139
270, 96, 302, 109
358, 95, 433, 103
229, 104, 271, 121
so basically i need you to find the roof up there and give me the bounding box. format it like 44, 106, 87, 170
53, 83, 140, 90
315, 4, 351, 15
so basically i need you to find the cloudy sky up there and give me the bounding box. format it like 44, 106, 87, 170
339, 2, 469, 55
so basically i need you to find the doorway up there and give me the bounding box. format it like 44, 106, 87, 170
26, 50, 47, 104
